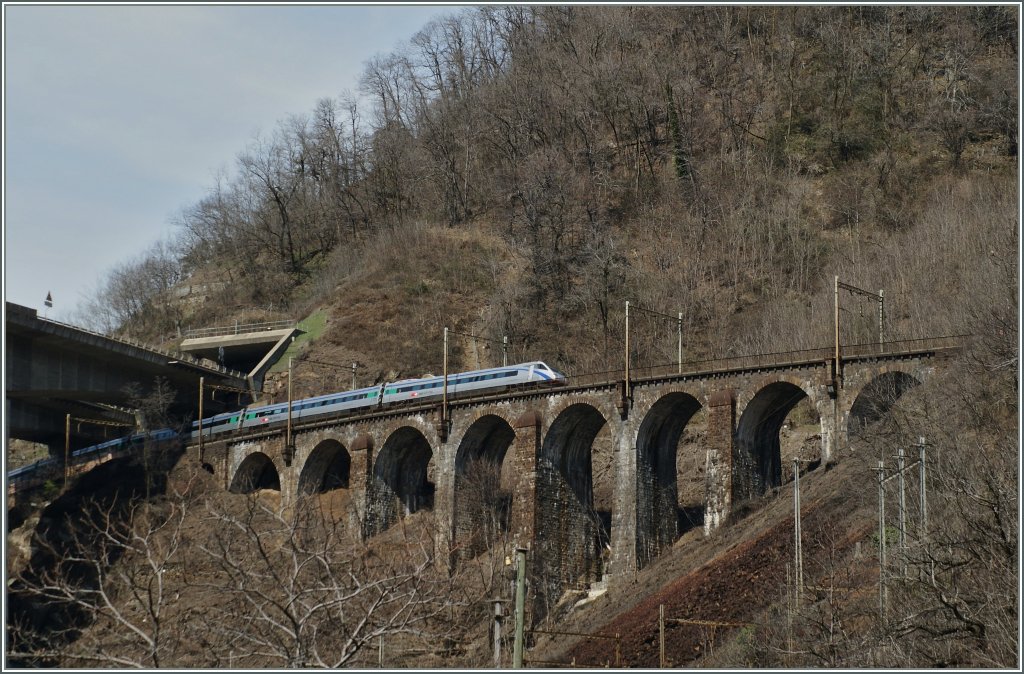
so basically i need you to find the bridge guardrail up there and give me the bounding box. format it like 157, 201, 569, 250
839, 334, 965, 359
567, 335, 967, 387
184, 320, 296, 339
30, 314, 249, 379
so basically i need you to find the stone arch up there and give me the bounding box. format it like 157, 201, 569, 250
230, 452, 281, 493
452, 414, 517, 560
734, 381, 811, 502
848, 371, 921, 438
298, 439, 351, 495
635, 392, 703, 570
365, 426, 434, 537
536, 403, 608, 616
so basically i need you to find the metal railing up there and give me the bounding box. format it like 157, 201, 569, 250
184, 319, 296, 339
565, 335, 966, 388
526, 628, 621, 668
840, 334, 965, 359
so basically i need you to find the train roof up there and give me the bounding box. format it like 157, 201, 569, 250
387, 362, 555, 385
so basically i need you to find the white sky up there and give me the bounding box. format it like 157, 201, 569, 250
3, 2, 455, 319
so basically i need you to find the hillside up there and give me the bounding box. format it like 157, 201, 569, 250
528, 448, 878, 668
7, 5, 1018, 669
75, 6, 1015, 384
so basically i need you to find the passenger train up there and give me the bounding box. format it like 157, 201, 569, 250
8, 362, 565, 482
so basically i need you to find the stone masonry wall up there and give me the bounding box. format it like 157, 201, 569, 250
190, 356, 941, 621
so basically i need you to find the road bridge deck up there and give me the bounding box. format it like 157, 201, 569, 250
6, 301, 251, 448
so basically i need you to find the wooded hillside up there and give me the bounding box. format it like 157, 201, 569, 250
78, 5, 1016, 381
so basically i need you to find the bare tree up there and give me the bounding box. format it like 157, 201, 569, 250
8, 476, 201, 668
193, 492, 470, 668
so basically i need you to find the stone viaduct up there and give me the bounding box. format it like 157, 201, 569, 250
189, 336, 960, 620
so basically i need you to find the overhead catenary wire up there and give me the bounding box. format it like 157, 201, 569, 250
445, 328, 507, 346
445, 328, 512, 367
298, 357, 357, 373
623, 301, 685, 382
69, 416, 135, 428
628, 303, 680, 322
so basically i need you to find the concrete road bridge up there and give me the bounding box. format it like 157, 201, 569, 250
5, 302, 252, 451
189, 335, 961, 619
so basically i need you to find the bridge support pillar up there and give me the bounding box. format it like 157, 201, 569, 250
508, 411, 543, 630
704, 389, 735, 535
433, 435, 456, 569
820, 393, 838, 466
196, 440, 229, 487
350, 434, 374, 540
509, 411, 542, 550
608, 416, 637, 582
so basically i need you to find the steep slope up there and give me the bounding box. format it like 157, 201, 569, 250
527, 455, 875, 668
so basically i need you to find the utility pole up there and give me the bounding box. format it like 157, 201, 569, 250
285, 358, 293, 465
878, 460, 887, 622
918, 437, 927, 539
677, 312, 683, 374
64, 413, 71, 489
834, 275, 840, 383
786, 564, 794, 656
659, 603, 666, 667
793, 459, 803, 601
624, 300, 631, 402
442, 327, 449, 437
879, 289, 885, 349
897, 444, 907, 577
513, 547, 527, 669
198, 376, 205, 463
493, 600, 504, 668
352, 362, 357, 390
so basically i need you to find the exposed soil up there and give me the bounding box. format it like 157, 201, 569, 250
527, 443, 875, 668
